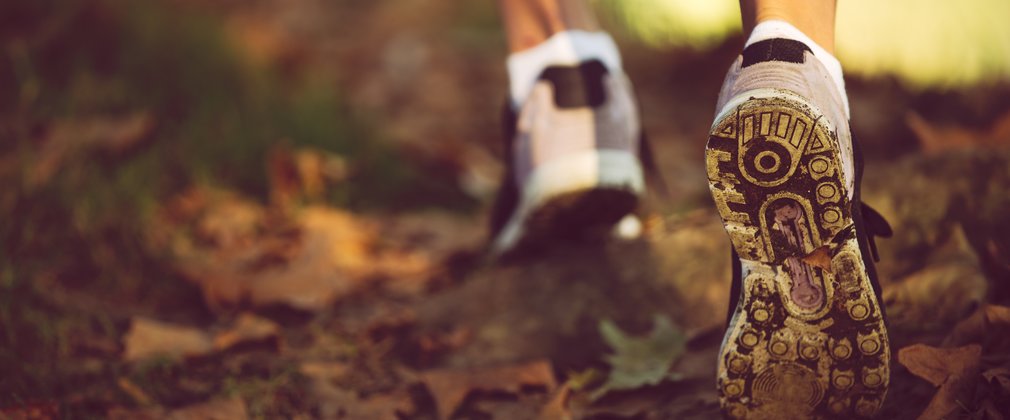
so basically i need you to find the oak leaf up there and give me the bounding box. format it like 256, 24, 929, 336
897, 344, 982, 419
419, 360, 557, 419
122, 317, 213, 362
212, 313, 281, 351
592, 315, 686, 400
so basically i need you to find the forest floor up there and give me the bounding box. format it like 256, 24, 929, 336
2, 0, 1010, 418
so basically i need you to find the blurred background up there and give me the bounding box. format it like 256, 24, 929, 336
2, 0, 1009, 418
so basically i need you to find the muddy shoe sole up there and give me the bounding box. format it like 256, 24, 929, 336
706, 89, 890, 419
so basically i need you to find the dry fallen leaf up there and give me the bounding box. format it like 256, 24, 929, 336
178, 206, 375, 310
196, 198, 265, 249
122, 317, 213, 362
898, 344, 980, 386
340, 390, 416, 420
416, 327, 473, 365
0, 401, 60, 420
419, 360, 557, 419
943, 304, 1010, 347
538, 385, 573, 420
897, 344, 982, 419
212, 312, 281, 351
370, 250, 435, 296
166, 398, 248, 420
124, 314, 283, 362
800, 246, 833, 272
300, 361, 351, 381
592, 315, 686, 400
107, 406, 163, 420
471, 393, 551, 420
300, 362, 352, 419
153, 182, 477, 311
156, 184, 478, 310
983, 367, 1010, 395
268, 145, 349, 209
108, 398, 247, 420
30, 112, 154, 187
117, 377, 153, 406
300, 363, 413, 420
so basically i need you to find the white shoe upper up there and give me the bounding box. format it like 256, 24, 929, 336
714, 41, 856, 200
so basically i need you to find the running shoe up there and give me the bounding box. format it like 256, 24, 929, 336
707, 38, 892, 419
489, 59, 647, 256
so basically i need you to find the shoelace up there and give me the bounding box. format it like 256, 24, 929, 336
860, 202, 893, 262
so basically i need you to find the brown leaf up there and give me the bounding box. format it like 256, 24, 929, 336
899, 344, 981, 386
212, 313, 281, 351
371, 250, 435, 296
300, 366, 412, 420
0, 401, 60, 420
420, 360, 557, 419
299, 361, 351, 381
268, 145, 348, 209
122, 317, 213, 362
177, 206, 376, 311
472, 394, 551, 420
920, 376, 979, 420
800, 246, 833, 272
983, 367, 1010, 394
108, 398, 247, 420
346, 391, 416, 420
370, 212, 482, 296
117, 377, 153, 406
944, 304, 1010, 347
107, 406, 164, 420
898, 344, 982, 420
977, 400, 1005, 420
195, 197, 265, 249
30, 112, 154, 187
417, 327, 472, 365
166, 398, 248, 420
267, 145, 300, 210
154, 187, 476, 311
538, 385, 572, 420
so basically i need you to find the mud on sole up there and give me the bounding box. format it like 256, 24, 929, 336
706, 91, 890, 419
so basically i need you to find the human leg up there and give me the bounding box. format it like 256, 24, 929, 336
498, 0, 601, 53
739, 0, 836, 53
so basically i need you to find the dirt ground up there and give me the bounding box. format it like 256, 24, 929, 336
2, 0, 1010, 419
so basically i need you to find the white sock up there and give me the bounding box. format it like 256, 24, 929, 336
745, 20, 850, 119
506, 30, 622, 108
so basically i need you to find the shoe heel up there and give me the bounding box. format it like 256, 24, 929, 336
706, 91, 890, 419
492, 150, 643, 255
527, 187, 639, 239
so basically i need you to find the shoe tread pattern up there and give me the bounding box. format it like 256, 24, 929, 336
707, 93, 889, 419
